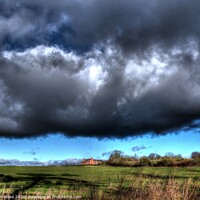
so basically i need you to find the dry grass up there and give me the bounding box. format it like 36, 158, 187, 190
84, 175, 200, 200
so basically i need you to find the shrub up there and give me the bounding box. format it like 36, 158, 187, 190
139, 156, 152, 166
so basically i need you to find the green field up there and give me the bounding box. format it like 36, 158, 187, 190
0, 166, 200, 199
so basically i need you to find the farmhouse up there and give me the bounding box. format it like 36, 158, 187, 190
82, 158, 103, 165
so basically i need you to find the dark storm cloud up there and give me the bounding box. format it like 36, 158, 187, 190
1, 40, 200, 138
0, 0, 200, 51
0, 0, 200, 138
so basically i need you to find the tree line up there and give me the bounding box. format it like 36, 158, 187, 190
106, 151, 200, 167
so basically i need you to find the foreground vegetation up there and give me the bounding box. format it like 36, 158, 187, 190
0, 166, 200, 199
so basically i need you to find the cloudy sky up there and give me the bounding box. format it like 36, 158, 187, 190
0, 0, 200, 165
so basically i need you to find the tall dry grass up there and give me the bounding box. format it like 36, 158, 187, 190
85, 174, 200, 200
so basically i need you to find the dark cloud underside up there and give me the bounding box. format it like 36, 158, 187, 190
0, 0, 200, 138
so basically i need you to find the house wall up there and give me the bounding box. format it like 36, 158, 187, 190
82, 158, 100, 165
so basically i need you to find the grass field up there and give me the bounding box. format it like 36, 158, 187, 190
0, 166, 200, 199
